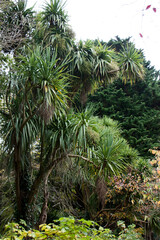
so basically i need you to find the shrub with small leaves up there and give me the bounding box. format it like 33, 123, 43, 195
2, 217, 143, 240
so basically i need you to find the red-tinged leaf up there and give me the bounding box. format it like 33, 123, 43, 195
153, 8, 157, 12
146, 5, 151, 10
139, 33, 143, 38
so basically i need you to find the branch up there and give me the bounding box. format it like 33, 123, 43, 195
107, 68, 120, 74
28, 155, 64, 205
68, 154, 99, 169
93, 204, 124, 220
26, 96, 32, 116
20, 99, 43, 132
6, 81, 15, 129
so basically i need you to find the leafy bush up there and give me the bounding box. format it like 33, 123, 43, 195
2, 217, 143, 239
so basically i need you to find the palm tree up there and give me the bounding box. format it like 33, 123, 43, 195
118, 43, 145, 84
94, 134, 127, 178
41, 0, 73, 59
42, 0, 68, 30
68, 40, 95, 105
0, 45, 69, 222
49, 30, 74, 59
72, 105, 98, 152
93, 42, 119, 85
68, 40, 145, 106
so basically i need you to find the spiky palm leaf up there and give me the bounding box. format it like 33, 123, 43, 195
69, 40, 95, 104
46, 111, 72, 157
72, 106, 98, 152
94, 134, 128, 178
118, 43, 145, 84
18, 46, 69, 115
94, 42, 119, 84
49, 32, 73, 58
41, 0, 73, 59
42, 0, 68, 30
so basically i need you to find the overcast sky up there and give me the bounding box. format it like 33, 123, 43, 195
27, 0, 160, 70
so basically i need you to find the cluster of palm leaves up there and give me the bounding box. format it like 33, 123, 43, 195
0, 0, 145, 228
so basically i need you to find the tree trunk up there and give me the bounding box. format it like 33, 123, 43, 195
27, 154, 62, 206
14, 143, 33, 221
35, 167, 53, 228
14, 143, 22, 220
14, 135, 63, 223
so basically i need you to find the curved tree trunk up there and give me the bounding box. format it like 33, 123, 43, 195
35, 167, 53, 228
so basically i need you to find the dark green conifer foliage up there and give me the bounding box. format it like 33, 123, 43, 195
88, 61, 160, 156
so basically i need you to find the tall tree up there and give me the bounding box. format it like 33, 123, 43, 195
0, 46, 69, 222
41, 0, 74, 59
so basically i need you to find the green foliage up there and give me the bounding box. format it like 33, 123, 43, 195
93, 162, 160, 239
43, 112, 140, 224
134, 158, 152, 177
94, 42, 119, 84
118, 43, 145, 84
117, 221, 143, 240
88, 66, 160, 156
42, 0, 68, 30
72, 105, 98, 151
95, 134, 128, 177
2, 217, 143, 240
0, 172, 15, 231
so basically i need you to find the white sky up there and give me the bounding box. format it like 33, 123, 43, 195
27, 0, 160, 70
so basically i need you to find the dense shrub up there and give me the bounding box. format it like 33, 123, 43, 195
2, 217, 143, 239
